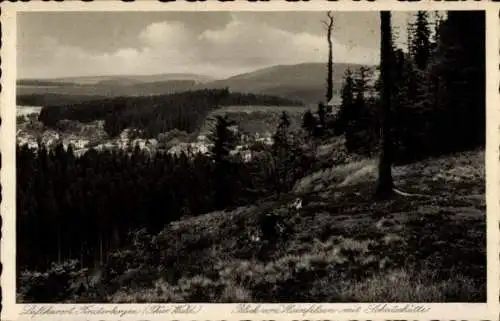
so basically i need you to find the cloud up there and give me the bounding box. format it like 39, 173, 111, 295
197, 14, 379, 68
198, 15, 323, 67
20, 37, 141, 78
139, 21, 192, 48
19, 15, 380, 79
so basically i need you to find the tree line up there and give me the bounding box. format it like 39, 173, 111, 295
37, 89, 303, 138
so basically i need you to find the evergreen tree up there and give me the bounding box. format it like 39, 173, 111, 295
354, 66, 371, 105
208, 115, 239, 209
343, 66, 372, 154
411, 11, 432, 70
302, 109, 316, 137
427, 11, 485, 153
317, 102, 327, 132
271, 112, 294, 198
430, 12, 443, 53
277, 111, 291, 132
208, 115, 238, 163
273, 111, 291, 149
335, 68, 355, 135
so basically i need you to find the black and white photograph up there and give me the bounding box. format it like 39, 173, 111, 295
13, 9, 487, 304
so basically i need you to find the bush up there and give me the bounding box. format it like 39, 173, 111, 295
17, 260, 91, 303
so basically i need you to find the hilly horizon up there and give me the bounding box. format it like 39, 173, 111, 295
18, 73, 216, 86
197, 62, 373, 104
18, 62, 375, 105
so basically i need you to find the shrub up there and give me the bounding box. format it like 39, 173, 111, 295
17, 260, 91, 303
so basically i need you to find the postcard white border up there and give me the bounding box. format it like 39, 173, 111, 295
1, 1, 499, 320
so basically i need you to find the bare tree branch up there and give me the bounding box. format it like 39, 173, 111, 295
322, 11, 334, 30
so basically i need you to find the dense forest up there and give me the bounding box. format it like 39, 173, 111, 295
17, 113, 314, 273
36, 90, 304, 138
17, 11, 485, 302
303, 11, 484, 164
17, 93, 108, 107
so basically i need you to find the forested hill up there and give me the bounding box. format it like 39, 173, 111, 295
18, 63, 372, 105
37, 89, 304, 138
18, 93, 109, 107
195, 63, 373, 104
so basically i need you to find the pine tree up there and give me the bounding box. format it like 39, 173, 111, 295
343, 67, 372, 154
271, 112, 294, 198
208, 115, 238, 162
411, 11, 432, 70
302, 110, 316, 137
336, 69, 355, 135
208, 115, 238, 208
426, 11, 485, 153
407, 17, 414, 55
273, 112, 291, 153
354, 67, 371, 104
317, 102, 326, 131
277, 111, 291, 131
430, 12, 443, 53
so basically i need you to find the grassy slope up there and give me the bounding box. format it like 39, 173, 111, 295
81, 150, 485, 303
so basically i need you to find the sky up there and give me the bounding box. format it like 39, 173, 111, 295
17, 11, 430, 80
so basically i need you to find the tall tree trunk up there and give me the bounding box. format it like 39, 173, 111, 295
112, 226, 120, 250
376, 11, 395, 199
324, 11, 334, 102
80, 243, 84, 269
99, 232, 103, 266
57, 230, 62, 264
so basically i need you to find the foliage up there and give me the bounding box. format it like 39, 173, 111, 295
316, 103, 326, 136
410, 11, 432, 70
270, 112, 312, 197
330, 11, 484, 163
301, 109, 316, 137
208, 115, 240, 209
18, 260, 94, 303
335, 69, 355, 135
38, 89, 303, 139
333, 66, 379, 157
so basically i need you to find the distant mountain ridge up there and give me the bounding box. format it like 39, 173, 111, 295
18, 62, 374, 105
18, 73, 215, 86
199, 63, 372, 104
